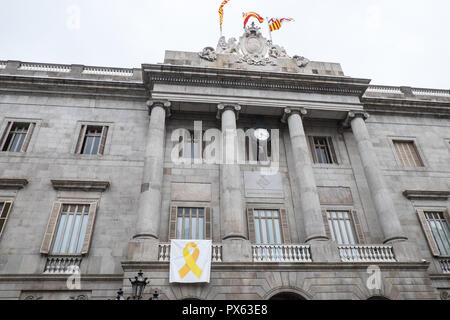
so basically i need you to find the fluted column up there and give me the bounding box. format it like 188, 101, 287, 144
348, 111, 407, 243
283, 108, 328, 242
217, 103, 246, 240
133, 100, 171, 240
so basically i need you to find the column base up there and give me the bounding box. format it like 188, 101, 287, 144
126, 239, 160, 262
383, 236, 408, 244
222, 239, 253, 263
391, 240, 419, 263
305, 235, 329, 243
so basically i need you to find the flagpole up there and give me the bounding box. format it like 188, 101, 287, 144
266, 17, 273, 42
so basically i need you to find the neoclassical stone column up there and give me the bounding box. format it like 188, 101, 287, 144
217, 103, 247, 241
133, 99, 171, 240
347, 111, 407, 243
282, 108, 328, 243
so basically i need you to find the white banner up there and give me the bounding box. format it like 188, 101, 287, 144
169, 240, 212, 283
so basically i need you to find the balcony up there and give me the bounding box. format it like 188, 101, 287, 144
338, 245, 396, 262
252, 244, 312, 263
43, 256, 82, 274
439, 258, 450, 274
158, 243, 223, 262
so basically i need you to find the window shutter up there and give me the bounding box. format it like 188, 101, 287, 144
308, 136, 318, 163
0, 201, 13, 236
327, 137, 338, 164
40, 202, 62, 254
0, 121, 12, 150
168, 205, 177, 239
443, 209, 450, 229
81, 202, 98, 255
246, 208, 256, 243
279, 208, 291, 244
321, 209, 332, 239
75, 125, 87, 154
417, 209, 440, 256
21, 123, 35, 152
98, 126, 108, 155
205, 207, 212, 240
351, 210, 365, 244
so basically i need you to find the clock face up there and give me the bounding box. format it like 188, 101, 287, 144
254, 128, 270, 141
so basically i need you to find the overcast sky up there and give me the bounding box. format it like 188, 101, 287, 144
1, 0, 449, 89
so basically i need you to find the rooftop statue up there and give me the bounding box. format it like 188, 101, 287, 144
199, 22, 309, 68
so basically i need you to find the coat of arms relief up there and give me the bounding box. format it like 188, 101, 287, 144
199, 22, 309, 68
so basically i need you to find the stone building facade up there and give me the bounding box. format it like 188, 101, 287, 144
0, 25, 449, 300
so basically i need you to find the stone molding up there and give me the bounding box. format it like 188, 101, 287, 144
403, 190, 450, 201
50, 180, 110, 192
0, 178, 28, 190
146, 99, 172, 117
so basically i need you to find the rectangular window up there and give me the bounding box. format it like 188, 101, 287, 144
393, 140, 424, 167
1, 122, 35, 152
51, 204, 90, 255
252, 209, 283, 244
309, 136, 337, 164
176, 207, 206, 240
0, 201, 13, 237
76, 125, 108, 155
423, 211, 450, 256
181, 130, 205, 161
325, 210, 358, 245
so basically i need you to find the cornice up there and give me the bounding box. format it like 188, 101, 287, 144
143, 64, 371, 97
51, 179, 110, 192
0, 178, 28, 190
0, 75, 147, 100
403, 190, 450, 201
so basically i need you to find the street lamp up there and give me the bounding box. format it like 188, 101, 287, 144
129, 270, 149, 300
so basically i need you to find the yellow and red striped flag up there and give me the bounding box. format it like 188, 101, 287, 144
243, 12, 265, 28
218, 0, 231, 31
269, 18, 294, 32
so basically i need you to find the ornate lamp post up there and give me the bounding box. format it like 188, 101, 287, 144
115, 270, 159, 300
129, 270, 149, 300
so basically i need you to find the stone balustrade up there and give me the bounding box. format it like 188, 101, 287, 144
43, 256, 82, 274
439, 258, 450, 274
252, 244, 312, 263
338, 245, 396, 262
158, 243, 223, 262
18, 62, 71, 73
82, 66, 134, 77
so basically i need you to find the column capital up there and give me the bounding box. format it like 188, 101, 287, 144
146, 99, 172, 117
216, 103, 241, 120
281, 107, 307, 123
341, 110, 370, 129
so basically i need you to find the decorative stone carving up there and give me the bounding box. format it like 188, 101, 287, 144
198, 47, 217, 62
293, 55, 310, 68
216, 36, 238, 54
441, 291, 449, 300
268, 43, 289, 59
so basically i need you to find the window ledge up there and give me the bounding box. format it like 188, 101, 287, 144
51, 179, 110, 192
0, 178, 29, 190
403, 190, 450, 201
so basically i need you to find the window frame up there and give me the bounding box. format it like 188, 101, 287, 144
40, 200, 99, 257
0, 200, 14, 237
389, 137, 427, 169
73, 122, 112, 156
307, 135, 339, 165
321, 206, 366, 245
417, 208, 450, 258
246, 206, 291, 244
0, 119, 38, 153
168, 204, 212, 240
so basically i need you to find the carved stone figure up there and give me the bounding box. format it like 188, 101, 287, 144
217, 36, 239, 54
268, 44, 289, 59
199, 47, 217, 62
293, 55, 310, 68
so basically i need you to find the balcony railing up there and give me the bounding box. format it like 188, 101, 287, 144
158, 243, 223, 262
43, 256, 82, 274
338, 245, 396, 262
252, 244, 312, 263
18, 63, 71, 73
439, 258, 450, 274
82, 66, 133, 77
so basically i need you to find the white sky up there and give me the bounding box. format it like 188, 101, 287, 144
1, 0, 449, 89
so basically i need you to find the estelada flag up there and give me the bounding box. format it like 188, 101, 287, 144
169, 239, 212, 283
243, 12, 265, 28
269, 17, 294, 32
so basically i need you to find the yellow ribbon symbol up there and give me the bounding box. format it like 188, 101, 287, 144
178, 242, 203, 279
